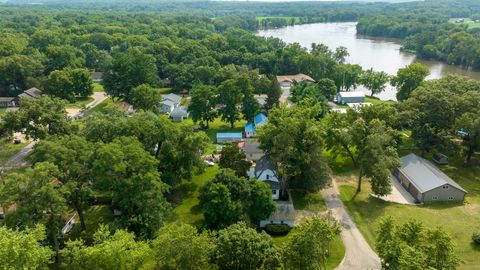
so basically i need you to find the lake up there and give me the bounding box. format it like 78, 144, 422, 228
257, 22, 480, 100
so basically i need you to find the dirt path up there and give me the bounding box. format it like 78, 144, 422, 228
321, 180, 381, 270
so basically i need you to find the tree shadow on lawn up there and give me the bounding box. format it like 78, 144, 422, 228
169, 181, 199, 206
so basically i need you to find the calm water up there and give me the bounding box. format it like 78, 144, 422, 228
258, 22, 480, 100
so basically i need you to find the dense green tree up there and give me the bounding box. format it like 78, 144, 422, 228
392, 63, 429, 101
0, 225, 53, 269
1, 95, 72, 140
200, 169, 275, 229
242, 88, 261, 122
376, 217, 460, 270
323, 112, 399, 194
265, 77, 282, 110
282, 216, 341, 270
44, 68, 93, 101
0, 163, 67, 257
45, 45, 85, 73
212, 222, 280, 270
0, 54, 43, 95
152, 224, 215, 270
219, 143, 251, 177
188, 84, 217, 128
258, 104, 331, 192
360, 68, 390, 97
61, 225, 153, 270
217, 79, 242, 128
0, 32, 28, 57
104, 48, 158, 100
456, 112, 480, 165
80, 43, 112, 71
91, 136, 171, 239
333, 64, 363, 91
129, 84, 162, 111
31, 135, 94, 231
316, 78, 337, 100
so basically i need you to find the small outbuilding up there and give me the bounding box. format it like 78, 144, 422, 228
259, 201, 295, 228
0, 97, 16, 108
336, 91, 365, 105
216, 132, 243, 144
393, 153, 467, 203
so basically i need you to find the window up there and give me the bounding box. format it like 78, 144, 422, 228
272, 190, 277, 195
432, 196, 438, 200
442, 185, 449, 189
448, 196, 455, 200
266, 174, 269, 180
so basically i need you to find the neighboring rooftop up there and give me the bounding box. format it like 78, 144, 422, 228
398, 153, 467, 193
216, 132, 243, 139
91, 71, 104, 81
162, 93, 181, 104
243, 139, 262, 154
268, 201, 295, 221
253, 155, 277, 178
170, 106, 189, 117
19, 87, 42, 99
276, 73, 315, 83
245, 122, 255, 133
254, 113, 268, 126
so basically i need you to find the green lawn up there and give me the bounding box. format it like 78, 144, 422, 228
171, 166, 219, 226
0, 108, 6, 116
68, 205, 114, 243
66, 96, 95, 109
0, 138, 28, 166
93, 83, 104, 92
203, 118, 246, 143
158, 87, 173, 94
86, 98, 113, 114
291, 190, 327, 212
449, 18, 480, 29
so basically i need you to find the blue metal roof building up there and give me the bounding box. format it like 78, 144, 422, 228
254, 113, 268, 126
216, 132, 243, 144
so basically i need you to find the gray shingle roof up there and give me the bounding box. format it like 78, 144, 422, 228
162, 93, 181, 104
253, 155, 277, 179
398, 153, 467, 193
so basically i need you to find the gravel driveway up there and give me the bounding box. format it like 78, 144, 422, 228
321, 180, 381, 270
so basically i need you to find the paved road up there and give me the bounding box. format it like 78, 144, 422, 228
1, 92, 108, 171
321, 180, 382, 270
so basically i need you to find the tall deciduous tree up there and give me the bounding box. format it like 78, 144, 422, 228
217, 79, 242, 128
257, 104, 331, 193
376, 217, 460, 270
360, 68, 390, 97
392, 63, 429, 101
152, 224, 215, 270
456, 112, 480, 165
129, 84, 162, 111
200, 169, 275, 229
1, 95, 72, 140
104, 48, 158, 100
61, 225, 152, 269
212, 222, 280, 270
31, 135, 94, 231
219, 143, 251, 177
0, 54, 44, 96
316, 78, 337, 100
188, 84, 217, 128
0, 225, 53, 269
91, 136, 170, 239
282, 216, 341, 270
44, 68, 93, 101
45, 45, 85, 73
333, 64, 363, 91
1, 162, 67, 257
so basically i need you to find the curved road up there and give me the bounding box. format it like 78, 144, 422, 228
322, 180, 381, 270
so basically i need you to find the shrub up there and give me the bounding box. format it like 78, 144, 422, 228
265, 224, 291, 235
472, 232, 480, 245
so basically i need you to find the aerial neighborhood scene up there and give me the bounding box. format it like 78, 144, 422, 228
1, 0, 480, 269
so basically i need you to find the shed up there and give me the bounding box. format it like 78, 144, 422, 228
254, 113, 268, 127
244, 123, 255, 138
91, 72, 104, 82
259, 201, 295, 228
432, 153, 449, 165
216, 132, 243, 144
393, 153, 467, 202
170, 106, 189, 122
336, 91, 365, 104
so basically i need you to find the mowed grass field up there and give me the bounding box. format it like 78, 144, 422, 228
450, 18, 480, 29
336, 138, 480, 269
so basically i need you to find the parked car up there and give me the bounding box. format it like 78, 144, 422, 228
204, 160, 215, 167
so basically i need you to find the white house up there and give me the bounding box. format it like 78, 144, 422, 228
248, 155, 280, 200
158, 93, 181, 114
336, 91, 365, 104
170, 106, 189, 122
